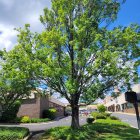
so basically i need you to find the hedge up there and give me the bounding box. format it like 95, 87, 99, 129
0, 127, 29, 140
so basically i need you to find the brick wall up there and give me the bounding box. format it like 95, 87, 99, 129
49, 101, 65, 117
124, 107, 140, 114
17, 98, 41, 118
56, 106, 65, 117
40, 96, 49, 118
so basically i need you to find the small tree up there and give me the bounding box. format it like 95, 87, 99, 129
0, 50, 35, 121
97, 105, 106, 113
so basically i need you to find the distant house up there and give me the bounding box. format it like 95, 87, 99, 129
17, 92, 66, 118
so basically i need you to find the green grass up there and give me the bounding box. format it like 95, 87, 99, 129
41, 119, 140, 140
0, 127, 29, 140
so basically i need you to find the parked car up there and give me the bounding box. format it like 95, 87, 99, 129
79, 110, 90, 116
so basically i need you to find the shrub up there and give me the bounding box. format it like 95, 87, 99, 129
86, 118, 95, 124
96, 114, 107, 119
97, 105, 106, 113
91, 112, 100, 119
0, 100, 21, 122
13, 117, 22, 123
102, 112, 111, 117
91, 112, 107, 119
21, 116, 30, 123
30, 118, 50, 123
43, 108, 57, 120
110, 116, 120, 120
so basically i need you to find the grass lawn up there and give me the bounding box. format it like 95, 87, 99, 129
41, 119, 140, 140
0, 127, 29, 140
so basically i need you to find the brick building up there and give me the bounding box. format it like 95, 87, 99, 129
104, 84, 140, 114
17, 94, 66, 118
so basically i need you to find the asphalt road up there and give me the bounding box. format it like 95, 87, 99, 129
0, 116, 87, 132
112, 112, 138, 128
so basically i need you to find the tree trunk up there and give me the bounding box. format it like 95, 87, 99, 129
71, 104, 80, 129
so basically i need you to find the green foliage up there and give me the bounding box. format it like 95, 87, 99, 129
86, 118, 95, 124
11, 117, 50, 123
41, 119, 140, 140
30, 118, 50, 123
102, 112, 111, 117
20, 116, 30, 123
109, 116, 120, 120
0, 127, 29, 140
97, 105, 106, 113
0, 101, 21, 122
91, 112, 107, 120
96, 119, 129, 127
43, 108, 57, 120
0, 48, 38, 122
13, 117, 22, 123
96, 114, 107, 120
91, 112, 100, 119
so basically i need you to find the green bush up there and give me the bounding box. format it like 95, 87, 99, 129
102, 112, 111, 117
110, 116, 120, 120
96, 114, 106, 119
20, 116, 30, 123
0, 101, 21, 122
0, 127, 29, 140
97, 105, 106, 113
30, 118, 50, 123
86, 118, 95, 124
43, 108, 57, 120
91, 112, 107, 120
91, 112, 100, 119
13, 117, 22, 123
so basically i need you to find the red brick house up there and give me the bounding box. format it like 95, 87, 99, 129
17, 94, 66, 118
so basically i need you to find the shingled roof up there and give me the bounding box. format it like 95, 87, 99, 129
49, 97, 66, 107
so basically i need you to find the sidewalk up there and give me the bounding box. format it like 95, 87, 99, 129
108, 111, 136, 116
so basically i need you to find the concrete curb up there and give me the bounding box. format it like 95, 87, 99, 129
23, 133, 31, 140
20, 121, 53, 126
0, 121, 53, 126
27, 131, 45, 140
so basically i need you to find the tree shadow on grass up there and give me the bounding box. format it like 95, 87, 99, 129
42, 121, 140, 140
92, 122, 140, 140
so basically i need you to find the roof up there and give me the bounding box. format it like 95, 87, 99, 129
49, 97, 66, 107
87, 105, 97, 109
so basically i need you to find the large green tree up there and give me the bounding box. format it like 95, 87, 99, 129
4, 0, 140, 128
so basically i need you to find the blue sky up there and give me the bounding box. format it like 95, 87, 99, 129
112, 0, 140, 27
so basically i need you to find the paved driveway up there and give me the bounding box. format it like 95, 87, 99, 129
112, 112, 138, 128
0, 116, 87, 132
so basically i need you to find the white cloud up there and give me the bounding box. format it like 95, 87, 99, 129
0, 0, 51, 51
0, 24, 17, 51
